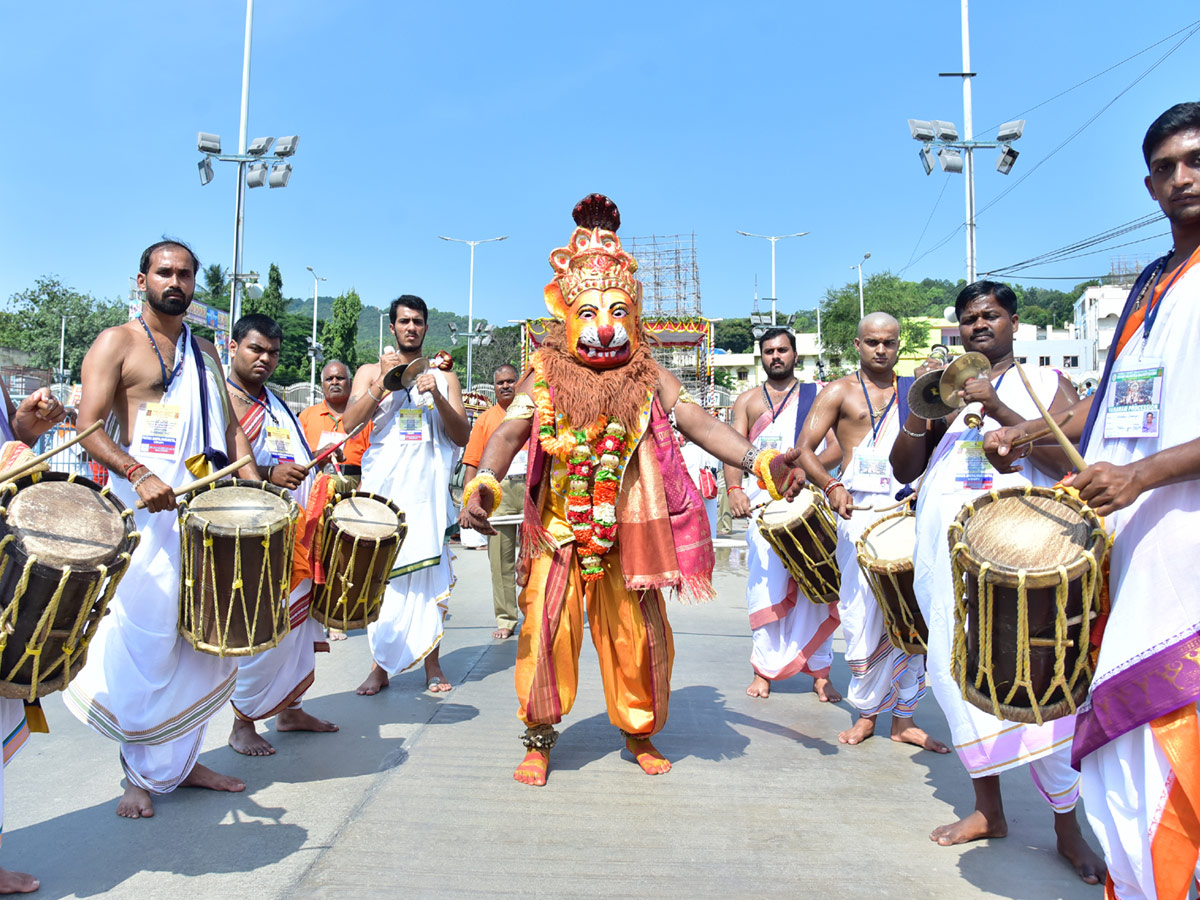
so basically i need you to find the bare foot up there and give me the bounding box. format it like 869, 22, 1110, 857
1055, 811, 1106, 884
116, 783, 154, 819
229, 718, 275, 756
0, 867, 39, 893
327, 629, 347, 642
838, 716, 876, 745
813, 677, 842, 702
890, 718, 950, 753
276, 707, 338, 733
930, 809, 1008, 846
492, 627, 514, 640
513, 749, 549, 786
356, 664, 389, 696
624, 737, 672, 775
180, 763, 245, 794
425, 659, 452, 693
746, 673, 771, 698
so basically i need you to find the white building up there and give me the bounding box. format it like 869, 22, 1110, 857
1074, 283, 1133, 375
709, 331, 823, 396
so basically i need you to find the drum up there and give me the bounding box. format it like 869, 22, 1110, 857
178, 479, 299, 657
311, 492, 406, 631
0, 471, 139, 700
856, 510, 927, 654
757, 487, 840, 604
948, 484, 1109, 725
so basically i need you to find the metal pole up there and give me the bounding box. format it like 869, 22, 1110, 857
466, 242, 476, 392
961, 0, 977, 282
857, 263, 865, 319
307, 267, 324, 405
379, 312, 385, 356
59, 315, 67, 377
769, 238, 777, 326
230, 0, 254, 325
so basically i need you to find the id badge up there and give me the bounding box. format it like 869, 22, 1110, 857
951, 439, 995, 491
396, 407, 429, 442
1104, 357, 1163, 440
850, 447, 890, 493
265, 425, 295, 462
317, 430, 343, 452
756, 434, 783, 452
133, 403, 184, 459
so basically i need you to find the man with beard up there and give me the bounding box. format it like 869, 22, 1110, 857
459, 194, 803, 786
985, 102, 1200, 899
889, 282, 1104, 883
66, 240, 257, 819
463, 364, 527, 640
725, 328, 842, 703
797, 312, 946, 752
224, 314, 338, 756
343, 295, 470, 695
299, 360, 357, 484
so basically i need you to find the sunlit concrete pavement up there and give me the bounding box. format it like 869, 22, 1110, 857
7, 535, 1104, 899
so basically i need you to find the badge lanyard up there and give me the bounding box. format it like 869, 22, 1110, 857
137, 316, 184, 389
226, 378, 279, 424
857, 371, 896, 444
1141, 245, 1199, 346
762, 381, 798, 422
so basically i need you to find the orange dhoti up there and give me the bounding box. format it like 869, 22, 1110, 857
516, 542, 674, 739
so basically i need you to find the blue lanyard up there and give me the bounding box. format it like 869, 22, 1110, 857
762, 381, 798, 422
226, 378, 279, 424
1143, 247, 1197, 341
857, 371, 896, 442
137, 316, 183, 389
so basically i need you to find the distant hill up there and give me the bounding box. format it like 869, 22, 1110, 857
285, 295, 485, 361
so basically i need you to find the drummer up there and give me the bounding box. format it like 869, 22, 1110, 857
67, 239, 257, 820
224, 314, 338, 757
889, 282, 1104, 883
797, 312, 947, 753
0, 380, 65, 893
725, 327, 841, 703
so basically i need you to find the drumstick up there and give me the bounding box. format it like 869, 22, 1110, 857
1013, 362, 1088, 471
134, 454, 254, 509
0, 421, 102, 484
300, 422, 366, 474
1008, 410, 1076, 452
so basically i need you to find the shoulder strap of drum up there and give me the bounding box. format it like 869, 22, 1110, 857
190, 333, 231, 470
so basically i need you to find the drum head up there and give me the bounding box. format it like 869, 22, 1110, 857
963, 494, 1090, 575
188, 484, 291, 535
861, 513, 915, 564
760, 489, 817, 526
7, 480, 125, 568
331, 495, 399, 539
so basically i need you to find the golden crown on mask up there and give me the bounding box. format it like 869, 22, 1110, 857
547, 226, 642, 310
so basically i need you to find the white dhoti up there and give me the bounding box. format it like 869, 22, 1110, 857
0, 700, 29, 846
65, 327, 237, 792
368, 547, 453, 675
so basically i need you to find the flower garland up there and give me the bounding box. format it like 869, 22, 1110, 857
531, 358, 635, 582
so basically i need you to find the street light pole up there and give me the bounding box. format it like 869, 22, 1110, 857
59, 314, 71, 380
852, 252, 871, 318
379, 311, 387, 356
306, 266, 326, 405
230, 0, 254, 325
959, 0, 977, 281
735, 231, 809, 326
438, 234, 508, 392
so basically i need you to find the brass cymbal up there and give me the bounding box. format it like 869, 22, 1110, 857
381, 357, 429, 392
907, 368, 955, 419
938, 352, 991, 409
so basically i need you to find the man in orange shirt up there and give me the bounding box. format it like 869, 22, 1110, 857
299, 360, 369, 490
463, 364, 525, 639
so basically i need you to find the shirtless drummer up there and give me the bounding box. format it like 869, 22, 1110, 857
67, 240, 257, 818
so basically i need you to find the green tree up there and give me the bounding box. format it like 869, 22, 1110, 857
271, 311, 316, 385
818, 271, 930, 364
320, 288, 363, 372
0, 277, 127, 381
200, 263, 230, 311
244, 263, 286, 322
714, 318, 754, 353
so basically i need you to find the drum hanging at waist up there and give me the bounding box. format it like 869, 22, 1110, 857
856, 509, 926, 655
756, 486, 840, 604
312, 491, 406, 632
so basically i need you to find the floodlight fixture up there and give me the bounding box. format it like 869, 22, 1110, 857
198, 157, 214, 186
268, 164, 292, 188
246, 162, 269, 188
919, 145, 936, 175
996, 119, 1026, 143
932, 120, 959, 142
996, 145, 1019, 175
197, 132, 221, 154
938, 147, 964, 174
247, 136, 275, 156
243, 281, 264, 300
908, 119, 936, 142
273, 135, 300, 157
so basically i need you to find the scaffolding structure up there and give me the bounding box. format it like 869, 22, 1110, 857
625, 233, 702, 316
1107, 255, 1154, 285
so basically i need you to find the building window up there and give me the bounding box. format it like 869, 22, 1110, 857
1016, 357, 1028, 364
1063, 355, 1079, 368
737, 369, 748, 381
1039, 356, 1051, 367
945, 335, 962, 346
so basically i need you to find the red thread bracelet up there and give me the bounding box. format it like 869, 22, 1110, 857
727, 485, 745, 495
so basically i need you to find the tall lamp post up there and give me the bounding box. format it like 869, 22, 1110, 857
437, 234, 508, 391
306, 266, 326, 405
735, 230, 809, 326
852, 252, 871, 318
195, 0, 299, 325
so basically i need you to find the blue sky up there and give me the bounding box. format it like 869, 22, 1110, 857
1, 2, 1195, 328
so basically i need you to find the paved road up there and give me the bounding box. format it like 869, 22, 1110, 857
6, 539, 1104, 899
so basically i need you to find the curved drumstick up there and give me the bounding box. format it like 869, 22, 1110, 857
0, 421, 102, 484
135, 454, 254, 509
301, 422, 366, 474
1008, 410, 1076, 452
1013, 362, 1087, 471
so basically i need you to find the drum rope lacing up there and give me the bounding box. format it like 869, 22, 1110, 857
855, 510, 926, 654
757, 489, 840, 604
311, 493, 404, 632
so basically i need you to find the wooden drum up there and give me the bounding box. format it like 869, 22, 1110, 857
948, 484, 1109, 725
757, 487, 840, 604
178, 479, 299, 657
856, 510, 927, 654
0, 471, 139, 700
311, 492, 406, 631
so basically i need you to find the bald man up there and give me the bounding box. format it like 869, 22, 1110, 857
797, 313, 948, 753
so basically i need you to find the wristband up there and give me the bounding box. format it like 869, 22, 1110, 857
132, 471, 154, 491
727, 485, 745, 495
368, 382, 385, 403
823, 479, 844, 498
124, 461, 146, 480
462, 473, 502, 515
752, 448, 783, 501
901, 423, 928, 439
